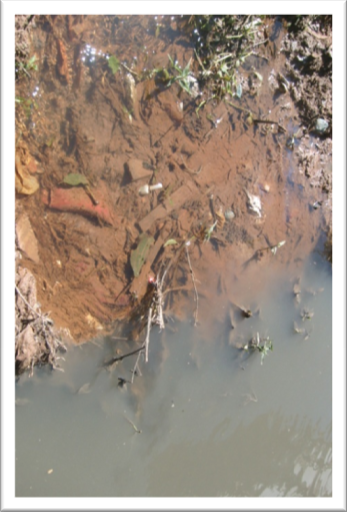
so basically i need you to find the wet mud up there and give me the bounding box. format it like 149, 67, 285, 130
15, 15, 332, 355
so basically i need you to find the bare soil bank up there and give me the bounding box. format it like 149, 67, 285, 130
15, 15, 332, 373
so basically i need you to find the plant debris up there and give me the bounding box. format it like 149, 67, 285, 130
130, 234, 155, 277
15, 266, 67, 376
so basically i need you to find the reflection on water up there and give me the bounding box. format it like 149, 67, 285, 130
16, 252, 332, 497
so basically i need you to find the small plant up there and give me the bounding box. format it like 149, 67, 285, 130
178, 15, 268, 102
242, 332, 273, 364
145, 55, 198, 97
107, 55, 120, 74
166, 55, 196, 96
16, 54, 38, 79
15, 96, 37, 118
204, 220, 218, 242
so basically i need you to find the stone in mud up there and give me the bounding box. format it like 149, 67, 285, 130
124, 73, 137, 118
126, 159, 153, 182
314, 118, 329, 134
16, 214, 40, 263
15, 152, 40, 196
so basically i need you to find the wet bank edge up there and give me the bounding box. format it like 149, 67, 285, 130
15, 15, 332, 374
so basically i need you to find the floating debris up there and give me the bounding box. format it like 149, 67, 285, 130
310, 200, 322, 211
76, 382, 91, 395
244, 188, 262, 217
230, 301, 253, 319
293, 321, 305, 334
242, 332, 273, 365
123, 414, 141, 433
271, 240, 286, 255
301, 308, 314, 320
293, 280, 301, 304
117, 377, 129, 389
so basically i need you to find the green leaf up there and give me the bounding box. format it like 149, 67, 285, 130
63, 173, 89, 187
26, 55, 38, 71
164, 239, 178, 247
108, 55, 120, 74
130, 234, 154, 277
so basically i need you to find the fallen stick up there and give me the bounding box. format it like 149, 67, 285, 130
185, 242, 199, 326
144, 307, 153, 363
123, 414, 142, 434
103, 343, 145, 367
131, 349, 143, 383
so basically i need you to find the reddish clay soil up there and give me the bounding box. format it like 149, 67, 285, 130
15, 15, 332, 349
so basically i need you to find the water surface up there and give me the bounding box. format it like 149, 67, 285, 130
16, 252, 332, 497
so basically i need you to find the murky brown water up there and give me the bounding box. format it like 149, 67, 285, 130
16, 252, 332, 497
15, 15, 332, 498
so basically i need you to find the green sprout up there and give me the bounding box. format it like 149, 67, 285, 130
243, 332, 273, 365
16, 54, 38, 79
15, 96, 37, 118
204, 220, 218, 242
108, 55, 120, 74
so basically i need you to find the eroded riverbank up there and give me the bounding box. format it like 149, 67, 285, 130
15, 15, 332, 363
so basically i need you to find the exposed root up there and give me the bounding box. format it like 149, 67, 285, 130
15, 266, 67, 376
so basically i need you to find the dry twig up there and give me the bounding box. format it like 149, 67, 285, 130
185, 242, 199, 326
144, 306, 153, 363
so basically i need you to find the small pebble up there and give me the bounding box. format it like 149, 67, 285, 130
315, 118, 329, 134
224, 209, 235, 221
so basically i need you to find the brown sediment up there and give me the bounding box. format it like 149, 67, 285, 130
15, 14, 332, 353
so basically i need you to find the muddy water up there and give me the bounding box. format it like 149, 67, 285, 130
15, 15, 333, 498
16, 252, 331, 497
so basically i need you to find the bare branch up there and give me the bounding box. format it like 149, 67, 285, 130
185, 242, 199, 326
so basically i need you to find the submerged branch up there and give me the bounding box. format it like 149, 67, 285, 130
185, 243, 199, 326
103, 343, 145, 368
